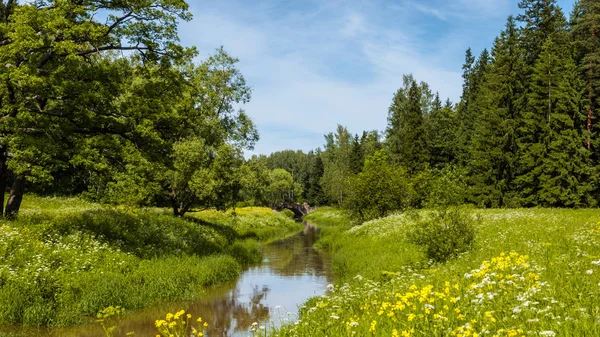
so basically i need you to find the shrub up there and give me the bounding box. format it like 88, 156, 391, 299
407, 208, 477, 262
226, 239, 263, 265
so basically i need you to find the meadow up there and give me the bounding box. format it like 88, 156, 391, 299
0, 196, 302, 327
268, 207, 600, 337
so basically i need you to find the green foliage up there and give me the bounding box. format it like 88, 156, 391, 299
345, 150, 411, 222
386, 76, 430, 173
321, 125, 353, 206
412, 166, 469, 208
468, 17, 527, 207
407, 208, 478, 262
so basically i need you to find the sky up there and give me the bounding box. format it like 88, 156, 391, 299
178, 0, 577, 156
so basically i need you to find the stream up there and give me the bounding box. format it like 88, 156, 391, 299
4, 222, 333, 337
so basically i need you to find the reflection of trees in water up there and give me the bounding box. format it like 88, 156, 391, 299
199, 285, 271, 337
265, 225, 331, 278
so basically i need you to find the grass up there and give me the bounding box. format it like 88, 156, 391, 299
269, 207, 600, 337
0, 196, 302, 327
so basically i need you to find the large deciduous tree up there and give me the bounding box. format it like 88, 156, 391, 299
0, 0, 193, 217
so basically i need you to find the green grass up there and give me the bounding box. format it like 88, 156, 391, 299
0, 196, 302, 327
270, 207, 600, 337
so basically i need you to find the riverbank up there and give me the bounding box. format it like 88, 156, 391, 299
0, 196, 303, 328
271, 207, 600, 336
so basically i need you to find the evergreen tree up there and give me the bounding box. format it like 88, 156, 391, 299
469, 17, 527, 207
428, 98, 458, 168
456, 49, 491, 165
386, 76, 431, 172
572, 0, 600, 153
515, 8, 570, 205
517, 33, 593, 206
307, 152, 326, 205
360, 130, 383, 160
518, 0, 567, 68
349, 135, 363, 174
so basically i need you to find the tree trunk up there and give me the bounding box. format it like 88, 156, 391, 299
0, 145, 7, 217
5, 177, 24, 219
170, 194, 181, 217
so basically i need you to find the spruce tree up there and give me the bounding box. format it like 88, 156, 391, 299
349, 135, 363, 174
386, 75, 432, 170
456, 49, 491, 165
537, 40, 594, 206
515, 9, 570, 205
469, 17, 527, 207
401, 81, 429, 173
518, 0, 567, 68
572, 0, 600, 154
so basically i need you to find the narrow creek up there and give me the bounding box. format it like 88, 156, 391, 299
4, 222, 333, 337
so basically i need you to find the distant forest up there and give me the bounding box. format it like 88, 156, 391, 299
1, 0, 599, 219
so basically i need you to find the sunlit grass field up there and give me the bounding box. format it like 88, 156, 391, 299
0, 196, 302, 327
270, 208, 600, 336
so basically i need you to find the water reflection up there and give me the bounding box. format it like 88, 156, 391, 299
4, 223, 332, 337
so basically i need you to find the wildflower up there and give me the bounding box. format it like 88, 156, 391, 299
539, 332, 556, 337
369, 320, 377, 332
586, 270, 593, 275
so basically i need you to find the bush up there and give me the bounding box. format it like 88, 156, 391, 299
407, 208, 477, 262
226, 239, 263, 265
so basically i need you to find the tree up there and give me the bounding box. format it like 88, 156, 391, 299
349, 135, 363, 174
469, 17, 527, 207
267, 169, 302, 206
345, 150, 411, 223
427, 96, 459, 168
78, 49, 258, 217
386, 75, 433, 168
239, 155, 271, 206
0, 0, 193, 217
306, 152, 326, 205
320, 125, 353, 205
456, 49, 491, 165
572, 0, 600, 154
530, 39, 594, 206
518, 0, 568, 68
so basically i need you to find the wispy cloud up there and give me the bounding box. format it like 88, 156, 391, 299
179, 0, 577, 156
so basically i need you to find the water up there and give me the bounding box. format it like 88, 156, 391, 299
4, 223, 333, 337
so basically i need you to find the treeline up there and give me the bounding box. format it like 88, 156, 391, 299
3, 0, 600, 219
266, 0, 600, 220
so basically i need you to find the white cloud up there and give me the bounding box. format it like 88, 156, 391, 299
179, 0, 499, 155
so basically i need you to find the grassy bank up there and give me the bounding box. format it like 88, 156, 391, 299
273, 208, 600, 336
0, 196, 301, 327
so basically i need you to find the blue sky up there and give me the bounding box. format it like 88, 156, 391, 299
179, 0, 577, 156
